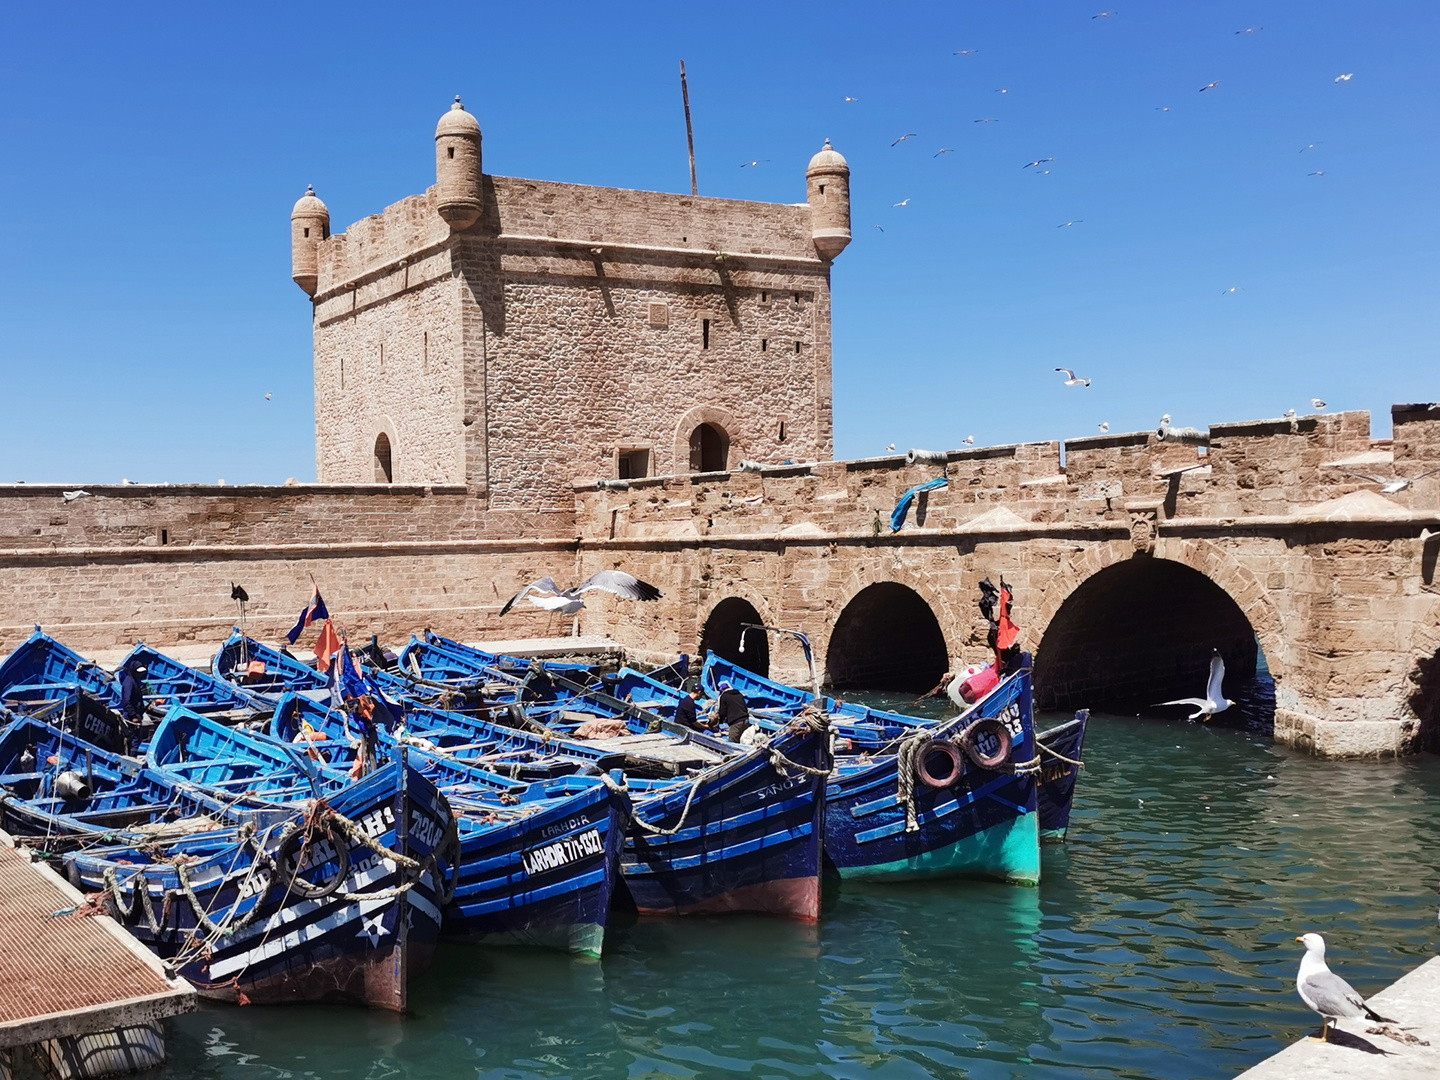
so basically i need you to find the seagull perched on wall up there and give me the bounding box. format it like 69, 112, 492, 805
962, 435, 975, 446
1155, 651, 1233, 720
1056, 368, 1091, 386
1098, 421, 1110, 433
1311, 398, 1327, 410
1294, 933, 1394, 1042
499, 571, 663, 617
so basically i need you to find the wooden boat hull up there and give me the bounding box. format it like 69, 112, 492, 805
64, 759, 453, 1010
824, 664, 1041, 886
622, 721, 829, 922
1036, 710, 1088, 842
443, 778, 627, 958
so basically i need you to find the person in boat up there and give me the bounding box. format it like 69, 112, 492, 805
116, 661, 147, 722
715, 680, 751, 742
674, 684, 707, 732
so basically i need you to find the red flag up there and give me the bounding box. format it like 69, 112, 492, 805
996, 582, 1020, 652
313, 620, 342, 673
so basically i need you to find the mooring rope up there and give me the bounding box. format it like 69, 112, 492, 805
1035, 741, 1084, 767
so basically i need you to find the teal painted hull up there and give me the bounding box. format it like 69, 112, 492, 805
835, 809, 1040, 886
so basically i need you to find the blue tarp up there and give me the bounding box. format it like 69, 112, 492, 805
890, 477, 949, 532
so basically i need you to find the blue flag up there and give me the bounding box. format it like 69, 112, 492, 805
891, 477, 949, 533
286, 590, 330, 645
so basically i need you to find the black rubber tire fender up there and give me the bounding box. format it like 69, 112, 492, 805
279, 817, 352, 901
916, 740, 964, 789
960, 717, 1012, 770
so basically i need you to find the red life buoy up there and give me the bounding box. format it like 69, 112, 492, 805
916, 740, 963, 788
960, 717, 1012, 770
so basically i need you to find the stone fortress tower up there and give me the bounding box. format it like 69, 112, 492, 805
292, 98, 851, 510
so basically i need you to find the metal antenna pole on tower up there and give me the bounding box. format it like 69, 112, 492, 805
680, 60, 698, 196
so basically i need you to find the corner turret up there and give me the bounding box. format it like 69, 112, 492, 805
435, 96, 483, 231
290, 186, 330, 297
806, 140, 850, 261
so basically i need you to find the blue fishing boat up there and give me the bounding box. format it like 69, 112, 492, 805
213, 627, 329, 700
61, 756, 455, 1009
826, 658, 1040, 884
166, 685, 630, 958
0, 713, 298, 846
1036, 710, 1088, 842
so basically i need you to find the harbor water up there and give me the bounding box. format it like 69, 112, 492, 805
156, 708, 1440, 1080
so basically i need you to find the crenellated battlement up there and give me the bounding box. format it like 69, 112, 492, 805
574, 407, 1440, 543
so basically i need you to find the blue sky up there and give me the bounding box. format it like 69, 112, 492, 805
0, 1, 1435, 482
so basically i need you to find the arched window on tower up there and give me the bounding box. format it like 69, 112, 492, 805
688, 422, 730, 473
374, 433, 393, 483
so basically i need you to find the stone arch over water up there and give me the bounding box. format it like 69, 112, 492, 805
825, 582, 949, 693
699, 596, 769, 676
1034, 556, 1276, 729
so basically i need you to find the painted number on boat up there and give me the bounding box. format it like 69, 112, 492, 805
521, 829, 604, 876
998, 702, 1023, 738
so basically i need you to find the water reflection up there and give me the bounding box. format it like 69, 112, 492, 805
156, 712, 1440, 1080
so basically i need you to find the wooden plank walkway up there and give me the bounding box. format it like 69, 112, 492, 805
1236, 955, 1440, 1079
0, 832, 193, 1050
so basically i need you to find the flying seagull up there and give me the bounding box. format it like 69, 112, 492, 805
1235, 26, 1262, 34
1024, 158, 1055, 168
994, 88, 1010, 94
934, 148, 955, 157
1334, 73, 1354, 82
1057, 220, 1083, 228
1222, 286, 1241, 295
1093, 10, 1116, 18
499, 570, 663, 616
1309, 170, 1326, 177
61, 490, 91, 504
1156, 106, 1172, 112
264, 393, 272, 400
974, 117, 999, 124
1055, 368, 1091, 387
1098, 421, 1110, 433
1156, 651, 1233, 720
954, 49, 978, 56
1295, 934, 1394, 1042
1199, 81, 1220, 92
844, 96, 859, 102
1338, 467, 1440, 495
1300, 143, 1321, 153
873, 224, 884, 232
891, 133, 918, 146
885, 443, 896, 452
740, 160, 768, 168
893, 198, 911, 207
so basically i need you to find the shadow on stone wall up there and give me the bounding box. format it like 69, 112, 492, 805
824, 582, 949, 694
1409, 648, 1440, 753
1035, 557, 1276, 733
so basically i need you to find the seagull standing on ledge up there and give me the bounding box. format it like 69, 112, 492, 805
499, 570, 663, 616
1294, 933, 1394, 1042
1155, 651, 1233, 720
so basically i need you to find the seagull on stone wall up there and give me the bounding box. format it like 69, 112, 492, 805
499, 570, 663, 617
1154, 651, 1233, 721
1294, 933, 1393, 1042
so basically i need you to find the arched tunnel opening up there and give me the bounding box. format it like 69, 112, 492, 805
1035, 558, 1275, 731
825, 582, 949, 693
1409, 648, 1440, 754
699, 597, 769, 677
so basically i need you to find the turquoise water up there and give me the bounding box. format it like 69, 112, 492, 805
157, 712, 1440, 1080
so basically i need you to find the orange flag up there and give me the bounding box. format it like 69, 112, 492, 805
314, 620, 342, 673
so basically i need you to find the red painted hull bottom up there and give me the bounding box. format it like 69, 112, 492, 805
635, 876, 819, 922
200, 941, 434, 1011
